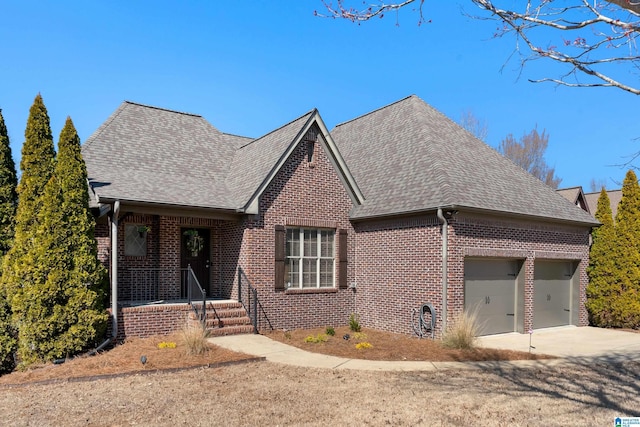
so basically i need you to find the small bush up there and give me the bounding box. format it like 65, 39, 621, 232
157, 341, 177, 349
325, 326, 335, 336
304, 334, 328, 343
441, 310, 480, 350
283, 330, 292, 340
352, 332, 367, 341
349, 313, 361, 332
181, 322, 209, 355
355, 342, 373, 350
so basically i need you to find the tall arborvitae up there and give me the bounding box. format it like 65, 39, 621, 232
1, 95, 56, 303
56, 117, 107, 302
586, 188, 618, 326
0, 95, 56, 366
0, 109, 17, 373
0, 109, 17, 256
13, 118, 107, 364
611, 170, 640, 327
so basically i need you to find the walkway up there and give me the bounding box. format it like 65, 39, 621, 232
210, 326, 640, 371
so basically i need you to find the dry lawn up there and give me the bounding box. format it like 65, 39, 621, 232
0, 329, 636, 426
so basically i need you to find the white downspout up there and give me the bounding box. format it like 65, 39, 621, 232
437, 208, 448, 333
111, 200, 120, 338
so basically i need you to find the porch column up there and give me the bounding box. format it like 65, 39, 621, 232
111, 200, 120, 337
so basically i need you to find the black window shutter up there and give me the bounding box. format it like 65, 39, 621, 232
275, 225, 285, 291
339, 229, 348, 289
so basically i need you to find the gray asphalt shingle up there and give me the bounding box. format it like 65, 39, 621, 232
83, 96, 598, 226
331, 95, 598, 225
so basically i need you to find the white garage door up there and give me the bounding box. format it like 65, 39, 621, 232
464, 259, 519, 336
534, 261, 574, 329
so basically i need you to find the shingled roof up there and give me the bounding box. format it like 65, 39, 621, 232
83, 101, 361, 214
84, 96, 598, 226
331, 95, 598, 225
585, 189, 622, 220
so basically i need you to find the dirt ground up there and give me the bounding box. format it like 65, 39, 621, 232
0, 329, 636, 426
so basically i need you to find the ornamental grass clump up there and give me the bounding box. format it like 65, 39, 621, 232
441, 310, 480, 350
349, 313, 361, 332
181, 322, 209, 356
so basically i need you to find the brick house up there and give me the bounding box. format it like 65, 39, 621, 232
82, 95, 598, 339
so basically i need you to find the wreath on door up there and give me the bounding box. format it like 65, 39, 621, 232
183, 229, 204, 256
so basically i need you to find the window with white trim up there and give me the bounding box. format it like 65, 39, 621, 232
285, 228, 335, 288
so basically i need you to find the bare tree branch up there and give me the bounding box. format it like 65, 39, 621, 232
318, 0, 640, 95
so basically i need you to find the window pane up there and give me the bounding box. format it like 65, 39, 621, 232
320, 230, 334, 258
124, 224, 147, 256
286, 229, 300, 257
304, 229, 317, 257
320, 259, 334, 287
287, 258, 299, 289
302, 258, 317, 288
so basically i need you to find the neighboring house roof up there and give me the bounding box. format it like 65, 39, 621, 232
557, 186, 590, 214
84, 96, 598, 227
331, 95, 598, 225
584, 189, 622, 219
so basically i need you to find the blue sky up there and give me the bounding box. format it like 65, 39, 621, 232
0, 1, 637, 192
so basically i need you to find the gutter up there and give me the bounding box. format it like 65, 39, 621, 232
111, 200, 120, 339
437, 208, 448, 332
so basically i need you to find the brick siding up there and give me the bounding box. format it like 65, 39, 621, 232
95, 123, 592, 339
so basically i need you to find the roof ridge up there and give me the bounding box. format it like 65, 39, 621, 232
333, 95, 416, 128
236, 109, 316, 150
557, 186, 583, 191
585, 188, 621, 195
123, 100, 202, 117
222, 131, 253, 140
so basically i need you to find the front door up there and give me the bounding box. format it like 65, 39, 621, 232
181, 228, 211, 297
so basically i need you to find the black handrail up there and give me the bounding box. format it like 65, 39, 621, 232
186, 264, 221, 327
238, 267, 272, 333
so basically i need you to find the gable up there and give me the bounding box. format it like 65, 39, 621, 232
233, 111, 364, 214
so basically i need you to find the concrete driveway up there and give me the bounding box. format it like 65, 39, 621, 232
477, 326, 640, 362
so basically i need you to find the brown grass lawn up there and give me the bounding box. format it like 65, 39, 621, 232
0, 329, 637, 426
0, 326, 552, 386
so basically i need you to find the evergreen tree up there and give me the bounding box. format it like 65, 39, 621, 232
610, 170, 640, 327
0, 109, 17, 373
13, 118, 107, 364
586, 188, 619, 326
0, 109, 18, 256
0, 296, 15, 373
1, 94, 56, 304
56, 117, 107, 303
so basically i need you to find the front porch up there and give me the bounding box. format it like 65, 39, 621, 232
108, 299, 255, 339
96, 209, 269, 339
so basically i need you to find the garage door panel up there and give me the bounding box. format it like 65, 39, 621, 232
533, 261, 574, 329
465, 259, 518, 336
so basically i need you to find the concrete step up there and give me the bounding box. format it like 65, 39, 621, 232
207, 324, 255, 337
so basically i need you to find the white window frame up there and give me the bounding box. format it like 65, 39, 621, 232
286, 228, 335, 289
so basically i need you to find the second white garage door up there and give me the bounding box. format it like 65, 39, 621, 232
464, 259, 521, 336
